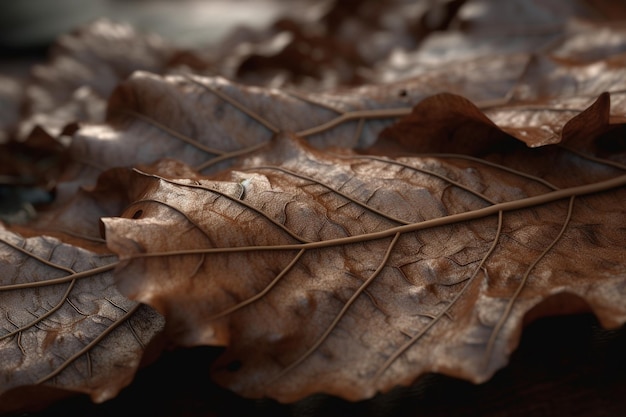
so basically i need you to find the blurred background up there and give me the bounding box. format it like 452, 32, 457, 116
0, 0, 301, 51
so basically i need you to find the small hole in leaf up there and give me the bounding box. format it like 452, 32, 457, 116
132, 209, 143, 219
226, 360, 242, 372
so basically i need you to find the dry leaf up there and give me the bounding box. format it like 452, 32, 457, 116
0, 225, 164, 413
376, 91, 626, 153
58, 70, 420, 200
103, 94, 626, 400
17, 19, 173, 139
3, 1, 626, 413
57, 17, 626, 196
30, 15, 626, 205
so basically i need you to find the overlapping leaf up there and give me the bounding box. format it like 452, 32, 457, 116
2, 1, 626, 413
0, 225, 165, 412
16, 19, 173, 140
58, 18, 626, 197
103, 92, 626, 401
56, 70, 422, 202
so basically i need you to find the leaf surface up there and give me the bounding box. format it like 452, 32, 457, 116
0, 225, 164, 411
60, 70, 418, 198
17, 19, 173, 139
103, 95, 626, 400
3, 2, 626, 412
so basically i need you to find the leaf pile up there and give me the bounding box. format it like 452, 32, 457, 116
1, 0, 626, 413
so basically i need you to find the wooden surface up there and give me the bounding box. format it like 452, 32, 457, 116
14, 313, 626, 417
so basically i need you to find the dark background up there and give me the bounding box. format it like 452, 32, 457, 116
13, 313, 626, 417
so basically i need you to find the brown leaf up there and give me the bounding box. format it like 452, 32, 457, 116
377, 18, 626, 102
0, 225, 164, 413
4, 2, 626, 412
22, 166, 146, 245
60, 18, 626, 198
103, 115, 626, 401
6, 156, 210, 259
0, 127, 67, 188
169, 0, 466, 90
38, 14, 626, 208
59, 70, 420, 198
376, 91, 626, 153
509, 24, 626, 102
17, 19, 172, 139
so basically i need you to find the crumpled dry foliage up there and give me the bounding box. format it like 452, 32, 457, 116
103, 98, 626, 401
1, 0, 626, 413
0, 225, 164, 412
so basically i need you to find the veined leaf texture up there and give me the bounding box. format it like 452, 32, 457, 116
1, 0, 626, 414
